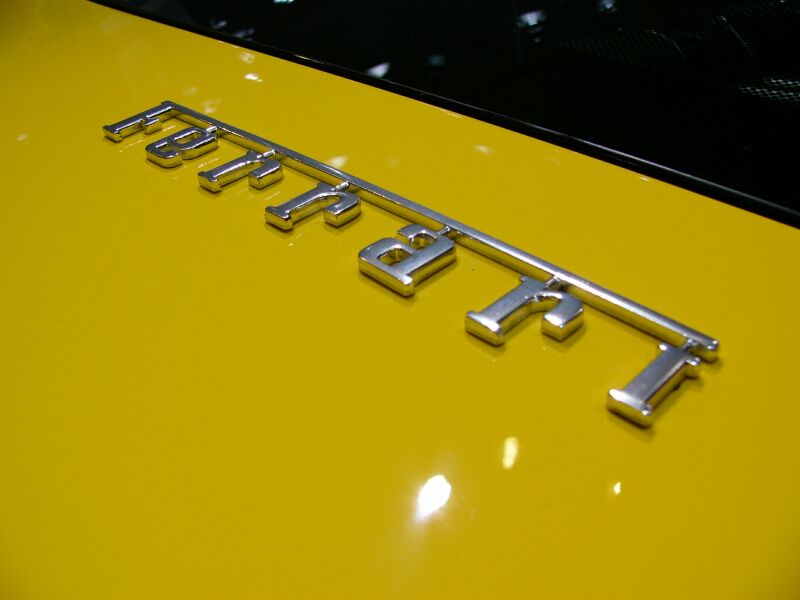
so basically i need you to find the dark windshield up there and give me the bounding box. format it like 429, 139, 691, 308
98, 0, 800, 226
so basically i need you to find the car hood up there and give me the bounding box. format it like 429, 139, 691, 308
1, 1, 799, 598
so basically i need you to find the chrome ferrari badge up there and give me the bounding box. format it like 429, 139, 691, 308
103, 101, 720, 427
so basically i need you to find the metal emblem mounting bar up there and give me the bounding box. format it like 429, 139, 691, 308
103, 101, 720, 427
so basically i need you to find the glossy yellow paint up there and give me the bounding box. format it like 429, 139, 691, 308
1, 1, 799, 598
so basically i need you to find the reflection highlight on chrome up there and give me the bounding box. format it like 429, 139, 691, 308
415, 474, 451, 521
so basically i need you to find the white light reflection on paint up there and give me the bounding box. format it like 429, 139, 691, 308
202, 99, 220, 114
502, 436, 519, 470
415, 474, 451, 521
244, 73, 263, 83
612, 481, 622, 495
327, 155, 348, 168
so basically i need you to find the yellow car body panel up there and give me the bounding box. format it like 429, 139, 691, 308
1, 1, 799, 598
